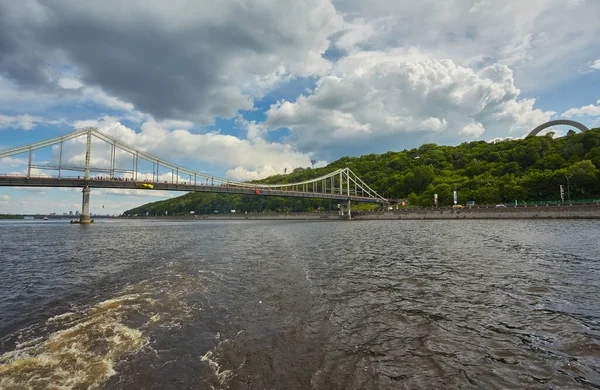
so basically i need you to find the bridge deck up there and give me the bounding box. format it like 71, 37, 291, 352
0, 176, 386, 204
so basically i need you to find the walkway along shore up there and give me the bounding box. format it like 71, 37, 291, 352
129, 204, 600, 220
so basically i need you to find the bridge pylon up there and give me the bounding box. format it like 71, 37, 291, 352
80, 186, 91, 224
339, 199, 352, 220
79, 128, 93, 224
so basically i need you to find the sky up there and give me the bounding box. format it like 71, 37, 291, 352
1, 0, 600, 214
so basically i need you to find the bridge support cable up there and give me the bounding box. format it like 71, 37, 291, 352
58, 141, 63, 179
27, 147, 32, 179
346, 172, 350, 196
0, 129, 89, 160
110, 143, 116, 179
84, 128, 92, 180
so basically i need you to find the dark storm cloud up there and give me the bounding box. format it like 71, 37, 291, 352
0, 0, 341, 123
0, 4, 54, 89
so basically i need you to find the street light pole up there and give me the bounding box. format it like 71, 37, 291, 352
565, 174, 572, 203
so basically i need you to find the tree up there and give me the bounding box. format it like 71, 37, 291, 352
566, 160, 598, 197
432, 183, 453, 205
407, 192, 419, 206
124, 128, 600, 215
409, 165, 435, 193
536, 153, 565, 170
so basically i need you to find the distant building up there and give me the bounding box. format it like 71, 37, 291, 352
75, 211, 80, 216
69, 210, 73, 216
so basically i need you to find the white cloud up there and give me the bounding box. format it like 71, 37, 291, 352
0, 156, 27, 168
0, 0, 343, 122
332, 0, 600, 92
0, 114, 64, 130
0, 75, 139, 124
45, 117, 319, 182
55, 187, 177, 211
460, 122, 485, 137
13, 187, 47, 193
335, 18, 376, 51
80, 87, 135, 112
95, 188, 177, 198
590, 59, 600, 70
58, 77, 83, 89
567, 0, 587, 8
563, 99, 600, 118
420, 117, 448, 133
159, 119, 194, 130
265, 51, 553, 155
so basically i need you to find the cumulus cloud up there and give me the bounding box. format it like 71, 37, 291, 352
331, 0, 600, 92
49, 117, 318, 181
563, 99, 600, 118
0, 0, 343, 123
590, 60, 600, 70
265, 51, 553, 156
460, 122, 485, 137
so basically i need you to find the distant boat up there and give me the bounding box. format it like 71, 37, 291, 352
43, 217, 49, 220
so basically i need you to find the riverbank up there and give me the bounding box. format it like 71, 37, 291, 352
125, 204, 600, 220
356, 203, 600, 220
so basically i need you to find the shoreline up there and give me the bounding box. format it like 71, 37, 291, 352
124, 204, 600, 221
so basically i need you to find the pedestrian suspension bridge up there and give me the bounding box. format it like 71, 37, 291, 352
0, 128, 389, 223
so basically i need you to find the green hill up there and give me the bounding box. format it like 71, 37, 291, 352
124, 128, 600, 215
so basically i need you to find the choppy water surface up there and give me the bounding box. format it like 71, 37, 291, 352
0, 219, 599, 389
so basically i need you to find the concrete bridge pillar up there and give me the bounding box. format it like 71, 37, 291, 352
339, 200, 352, 220
80, 186, 91, 224
347, 199, 351, 220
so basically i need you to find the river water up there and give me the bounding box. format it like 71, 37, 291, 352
0, 219, 599, 389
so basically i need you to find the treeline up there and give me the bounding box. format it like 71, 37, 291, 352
124, 128, 600, 215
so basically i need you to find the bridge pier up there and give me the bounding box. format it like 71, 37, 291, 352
80, 186, 91, 224
339, 200, 352, 220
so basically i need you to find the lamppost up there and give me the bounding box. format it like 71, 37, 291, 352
565, 174, 572, 203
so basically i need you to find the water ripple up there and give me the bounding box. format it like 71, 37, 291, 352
0, 219, 598, 389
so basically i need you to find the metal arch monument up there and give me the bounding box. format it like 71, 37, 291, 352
0, 128, 389, 223
527, 119, 590, 138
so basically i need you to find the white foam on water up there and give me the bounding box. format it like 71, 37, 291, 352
200, 348, 234, 385
1, 269, 210, 388
46, 312, 77, 323
0, 295, 149, 389
199, 330, 252, 388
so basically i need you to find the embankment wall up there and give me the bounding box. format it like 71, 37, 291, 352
157, 204, 600, 220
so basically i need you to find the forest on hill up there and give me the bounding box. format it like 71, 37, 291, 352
124, 128, 600, 216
